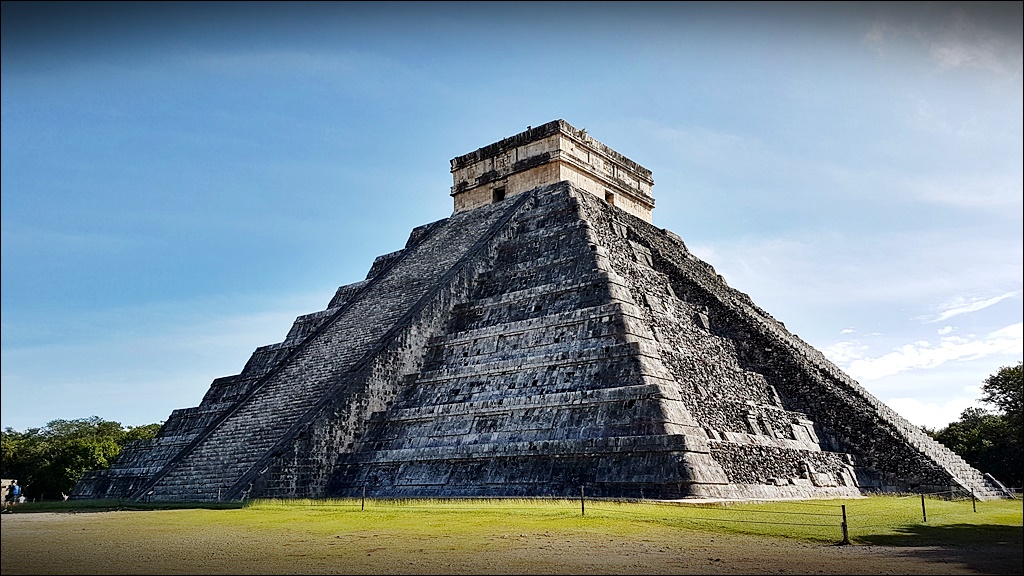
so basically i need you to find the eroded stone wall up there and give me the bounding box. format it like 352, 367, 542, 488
322, 184, 856, 500
76, 181, 1007, 502
450, 120, 654, 221
600, 191, 1007, 499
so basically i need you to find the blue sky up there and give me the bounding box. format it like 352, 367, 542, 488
2, 1, 1021, 432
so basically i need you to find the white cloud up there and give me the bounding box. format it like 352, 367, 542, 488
885, 395, 984, 430
834, 322, 1023, 381
840, 327, 856, 334
862, 20, 889, 57
900, 172, 1024, 209
938, 326, 953, 335
863, 7, 1023, 81
928, 10, 1023, 79
932, 291, 1020, 322
822, 340, 870, 365
686, 243, 719, 267
690, 228, 1022, 316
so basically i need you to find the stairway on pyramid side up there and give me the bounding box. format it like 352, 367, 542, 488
74, 121, 1012, 502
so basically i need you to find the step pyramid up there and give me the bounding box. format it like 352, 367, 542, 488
74, 121, 1011, 502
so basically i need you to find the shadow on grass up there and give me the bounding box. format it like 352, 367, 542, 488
855, 523, 1023, 575
3, 499, 244, 514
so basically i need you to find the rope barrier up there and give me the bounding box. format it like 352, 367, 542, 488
662, 506, 840, 517
597, 504, 836, 528
653, 500, 841, 510
587, 505, 841, 527
673, 516, 840, 528
252, 485, 987, 541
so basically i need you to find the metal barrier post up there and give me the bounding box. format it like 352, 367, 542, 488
841, 504, 850, 545
362, 485, 366, 511
921, 494, 927, 522
972, 492, 977, 513
580, 485, 585, 517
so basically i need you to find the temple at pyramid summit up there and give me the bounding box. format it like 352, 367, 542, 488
75, 120, 1013, 502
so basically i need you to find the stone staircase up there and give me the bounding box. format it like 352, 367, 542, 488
328, 184, 724, 498
131, 193, 533, 501
80, 181, 1011, 503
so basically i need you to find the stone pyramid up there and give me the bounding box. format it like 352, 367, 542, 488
75, 120, 1011, 502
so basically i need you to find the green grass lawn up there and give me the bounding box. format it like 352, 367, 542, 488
10, 494, 1022, 547
4, 495, 1022, 575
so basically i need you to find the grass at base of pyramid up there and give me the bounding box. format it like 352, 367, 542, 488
7, 495, 1020, 546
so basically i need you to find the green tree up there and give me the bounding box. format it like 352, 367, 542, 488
124, 423, 162, 442
931, 362, 1023, 487
982, 361, 1022, 436
1, 416, 160, 500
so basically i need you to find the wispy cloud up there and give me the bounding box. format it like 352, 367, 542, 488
822, 340, 870, 365
932, 291, 1020, 322
862, 20, 889, 57
928, 10, 1023, 79
863, 7, 1023, 81
885, 395, 984, 430
687, 229, 1023, 313
828, 322, 1023, 381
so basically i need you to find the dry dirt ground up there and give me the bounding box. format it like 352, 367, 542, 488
2, 510, 1021, 575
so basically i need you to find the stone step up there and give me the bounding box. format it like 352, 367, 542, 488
416, 340, 644, 383
386, 383, 666, 422
431, 303, 624, 345
140, 191, 532, 500
347, 433, 708, 464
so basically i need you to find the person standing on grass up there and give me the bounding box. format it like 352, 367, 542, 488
3, 480, 20, 510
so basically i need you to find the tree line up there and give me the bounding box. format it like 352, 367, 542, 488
1, 416, 159, 500
2, 363, 1020, 500
926, 361, 1022, 488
